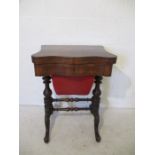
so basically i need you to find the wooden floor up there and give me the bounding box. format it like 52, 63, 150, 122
19, 106, 134, 155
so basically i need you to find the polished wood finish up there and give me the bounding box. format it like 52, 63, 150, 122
54, 107, 90, 111
53, 97, 91, 102
43, 76, 53, 143
32, 45, 117, 76
90, 76, 102, 142
31, 45, 117, 143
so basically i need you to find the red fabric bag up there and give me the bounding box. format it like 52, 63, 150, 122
52, 76, 94, 95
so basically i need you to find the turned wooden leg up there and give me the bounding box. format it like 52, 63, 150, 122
43, 76, 53, 143
90, 76, 102, 142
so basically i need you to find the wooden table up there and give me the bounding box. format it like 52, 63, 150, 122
32, 45, 117, 143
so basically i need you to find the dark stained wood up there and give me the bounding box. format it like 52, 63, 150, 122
32, 45, 117, 76
90, 76, 102, 142
53, 97, 91, 102
32, 45, 116, 61
31, 45, 117, 143
43, 76, 53, 143
54, 107, 90, 111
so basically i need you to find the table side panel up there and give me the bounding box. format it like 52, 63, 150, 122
33, 63, 113, 76
32, 56, 116, 65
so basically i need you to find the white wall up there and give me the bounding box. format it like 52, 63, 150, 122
19, 0, 135, 108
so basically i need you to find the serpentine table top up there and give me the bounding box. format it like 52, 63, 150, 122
32, 45, 117, 76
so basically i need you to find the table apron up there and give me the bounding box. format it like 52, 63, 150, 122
34, 64, 113, 76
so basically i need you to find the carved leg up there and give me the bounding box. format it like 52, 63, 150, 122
43, 76, 53, 143
90, 76, 102, 142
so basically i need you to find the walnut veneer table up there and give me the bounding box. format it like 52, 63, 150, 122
32, 45, 117, 143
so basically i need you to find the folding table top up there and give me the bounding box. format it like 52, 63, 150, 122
31, 45, 117, 76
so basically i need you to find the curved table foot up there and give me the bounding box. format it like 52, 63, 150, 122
44, 132, 49, 143
95, 134, 101, 142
